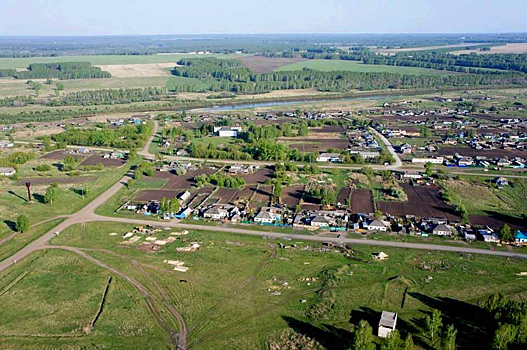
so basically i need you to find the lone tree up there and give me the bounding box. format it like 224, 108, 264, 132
424, 309, 443, 342
15, 214, 29, 233
498, 224, 513, 242
25, 182, 32, 202
351, 320, 375, 350
44, 184, 57, 205
273, 182, 282, 204
442, 324, 457, 350
424, 162, 433, 177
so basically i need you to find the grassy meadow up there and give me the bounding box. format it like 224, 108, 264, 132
1, 221, 525, 349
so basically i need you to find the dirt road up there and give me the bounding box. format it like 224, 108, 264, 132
138, 120, 159, 159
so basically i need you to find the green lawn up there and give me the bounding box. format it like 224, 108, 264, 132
0, 221, 517, 349
275, 60, 457, 75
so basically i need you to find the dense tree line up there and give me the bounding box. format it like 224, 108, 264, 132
59, 87, 166, 105
0, 69, 16, 77
14, 62, 111, 80
171, 58, 527, 94
363, 52, 527, 74
50, 123, 153, 148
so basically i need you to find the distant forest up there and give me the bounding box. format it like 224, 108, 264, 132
0, 33, 526, 57
171, 57, 527, 94
0, 62, 111, 80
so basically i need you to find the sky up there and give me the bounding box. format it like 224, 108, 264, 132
2, 0, 526, 36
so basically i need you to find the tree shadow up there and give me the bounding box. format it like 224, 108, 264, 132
33, 193, 46, 204
408, 292, 495, 350
4, 220, 16, 231
282, 316, 352, 350
8, 190, 27, 202
70, 188, 84, 196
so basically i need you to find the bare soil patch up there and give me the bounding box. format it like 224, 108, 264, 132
41, 150, 87, 161
251, 186, 272, 208
282, 185, 304, 208
136, 189, 180, 202
96, 63, 177, 77
469, 214, 527, 230
350, 189, 374, 214
378, 184, 459, 221
240, 167, 273, 184
160, 168, 216, 190
81, 156, 125, 167
452, 43, 527, 55
214, 187, 239, 204
289, 139, 349, 152
437, 147, 527, 159
238, 56, 306, 73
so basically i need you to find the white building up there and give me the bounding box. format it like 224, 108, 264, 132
412, 157, 444, 164
378, 311, 398, 338
0, 140, 14, 148
254, 210, 281, 224
432, 224, 453, 236
316, 153, 342, 163
178, 191, 191, 202
216, 126, 240, 137
0, 167, 16, 176
203, 207, 228, 220
310, 215, 330, 227
364, 219, 388, 232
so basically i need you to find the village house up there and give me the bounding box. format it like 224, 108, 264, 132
310, 215, 330, 228
364, 219, 388, 232
396, 143, 413, 154
403, 171, 422, 179
516, 231, 527, 244
0, 167, 16, 176
432, 223, 453, 236
254, 208, 281, 224
178, 191, 191, 202
203, 207, 228, 220
378, 311, 398, 338
316, 153, 342, 163
479, 229, 500, 243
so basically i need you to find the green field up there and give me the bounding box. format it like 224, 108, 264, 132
276, 60, 456, 75
165, 76, 213, 92
0, 54, 240, 70
1, 221, 525, 349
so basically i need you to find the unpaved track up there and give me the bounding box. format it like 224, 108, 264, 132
44, 245, 186, 350
138, 120, 159, 159
187, 243, 276, 337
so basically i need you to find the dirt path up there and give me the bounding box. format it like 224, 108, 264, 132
138, 120, 159, 159
187, 243, 276, 338
45, 245, 187, 350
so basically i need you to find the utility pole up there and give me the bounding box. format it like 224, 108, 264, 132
25, 182, 32, 202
